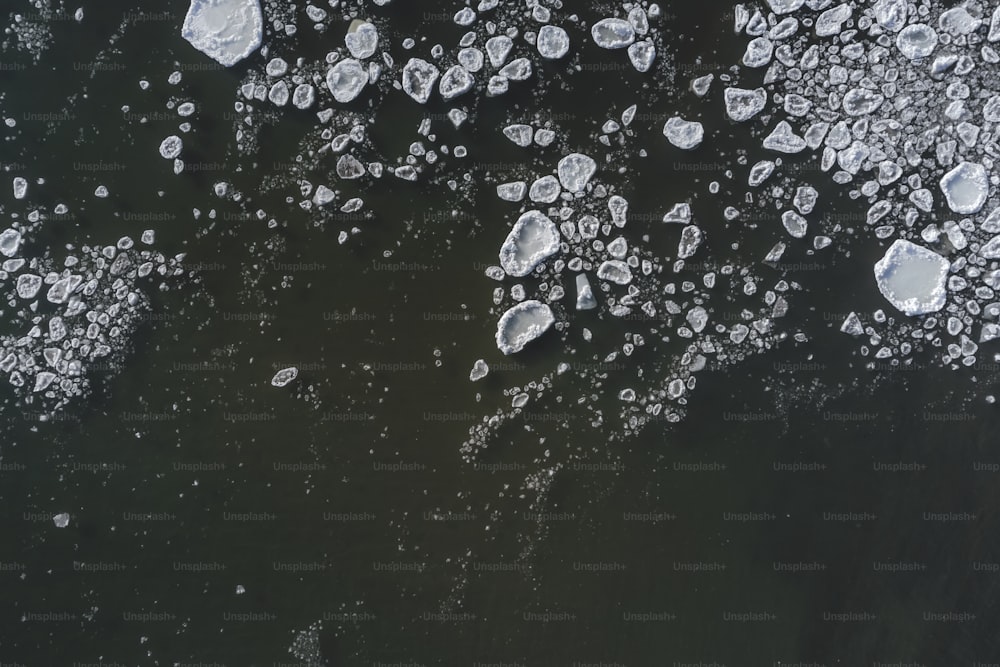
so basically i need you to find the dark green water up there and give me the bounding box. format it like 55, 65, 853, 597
2, 1, 1000, 665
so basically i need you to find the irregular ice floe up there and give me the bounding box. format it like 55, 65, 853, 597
271, 367, 298, 387
181, 0, 263, 67
345, 20, 378, 59
495, 300, 555, 355
439, 65, 475, 100
499, 211, 560, 277
874, 240, 949, 316
326, 59, 367, 103
557, 153, 597, 193
402, 58, 440, 104
762, 121, 806, 153
765, 0, 805, 15
939, 161, 988, 214
896, 24, 938, 60
724, 87, 767, 122
591, 18, 635, 49
662, 117, 704, 150
536, 25, 570, 59
469, 359, 489, 382
575, 274, 597, 310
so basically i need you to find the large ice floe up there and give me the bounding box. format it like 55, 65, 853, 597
181, 0, 263, 67
874, 240, 949, 316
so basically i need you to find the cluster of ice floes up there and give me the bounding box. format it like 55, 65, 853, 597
0, 206, 182, 410
712, 0, 1000, 369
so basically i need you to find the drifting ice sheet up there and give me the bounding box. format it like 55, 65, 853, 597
496, 300, 555, 355
874, 240, 949, 316
182, 0, 263, 67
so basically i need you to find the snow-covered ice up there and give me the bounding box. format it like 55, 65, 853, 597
591, 18, 635, 49
495, 300, 555, 355
345, 20, 378, 59
663, 117, 704, 150
271, 367, 299, 387
181, 0, 263, 67
499, 210, 560, 277
537, 25, 570, 59
557, 153, 597, 193
940, 161, 988, 214
874, 240, 949, 316
326, 59, 367, 103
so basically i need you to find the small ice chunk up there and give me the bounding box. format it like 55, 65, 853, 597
724, 87, 767, 122
181, 0, 264, 67
16, 273, 41, 298
265, 57, 287, 77
497, 181, 527, 202
271, 367, 298, 387
0, 228, 21, 257
874, 240, 949, 316
495, 300, 555, 355
840, 312, 864, 335
691, 74, 714, 97
469, 359, 489, 381
662, 203, 691, 224
575, 274, 597, 310
896, 24, 938, 60
597, 260, 633, 285
503, 124, 534, 147
402, 58, 440, 104
557, 153, 597, 192
537, 25, 570, 59
529, 175, 561, 203
327, 59, 367, 103
499, 210, 560, 277
940, 161, 988, 214
159, 135, 182, 159
439, 65, 475, 100
677, 225, 703, 259
485, 36, 513, 67
765, 0, 804, 15
628, 41, 656, 72
268, 81, 289, 106
762, 121, 806, 153
663, 117, 704, 150
53, 513, 70, 528
13, 177, 27, 200
782, 211, 807, 238
742, 37, 773, 67
748, 161, 775, 187
345, 20, 378, 59
592, 18, 635, 49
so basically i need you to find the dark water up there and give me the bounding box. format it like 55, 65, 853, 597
2, 1, 1000, 665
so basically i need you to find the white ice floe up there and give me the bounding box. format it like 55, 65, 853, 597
529, 175, 561, 203
181, 0, 263, 67
537, 25, 570, 59
12, 177, 27, 200
575, 274, 597, 310
663, 117, 704, 150
326, 58, 367, 103
159, 135, 183, 159
499, 210, 560, 277
762, 121, 807, 153
439, 65, 475, 100
896, 23, 938, 59
724, 87, 767, 122
271, 367, 299, 387
597, 259, 632, 285
402, 58, 440, 104
765, 0, 804, 15
591, 18, 635, 49
557, 153, 597, 192
0, 228, 21, 257
469, 359, 489, 381
940, 161, 988, 214
495, 300, 555, 355
345, 20, 378, 59
628, 40, 655, 72
53, 513, 70, 528
874, 240, 949, 316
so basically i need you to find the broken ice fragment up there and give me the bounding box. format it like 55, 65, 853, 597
762, 121, 806, 153
591, 18, 635, 49
874, 240, 949, 316
181, 0, 263, 67
495, 300, 555, 355
939, 161, 988, 215
597, 260, 632, 285
327, 59, 367, 103
402, 58, 440, 104
557, 153, 597, 193
677, 225, 703, 259
0, 228, 21, 257
271, 367, 298, 387
663, 117, 704, 150
469, 359, 489, 382
499, 211, 560, 277
439, 65, 474, 100
575, 274, 597, 310
53, 513, 70, 528
345, 20, 378, 59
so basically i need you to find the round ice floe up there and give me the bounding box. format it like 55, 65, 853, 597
0, 228, 21, 257
896, 24, 938, 60
940, 161, 988, 214
159, 135, 182, 159
458, 47, 484, 72
591, 18, 634, 49
663, 117, 704, 150
537, 25, 570, 59
628, 40, 656, 72
345, 20, 378, 59
485, 36, 513, 67
268, 81, 289, 106
181, 0, 264, 67
724, 87, 767, 122
292, 84, 315, 109
439, 65, 475, 100
402, 58, 440, 104
557, 153, 597, 192
265, 57, 287, 77
271, 367, 298, 387
495, 300, 555, 355
499, 210, 560, 277
326, 58, 367, 103
16, 273, 41, 300
529, 175, 561, 203
874, 240, 949, 316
